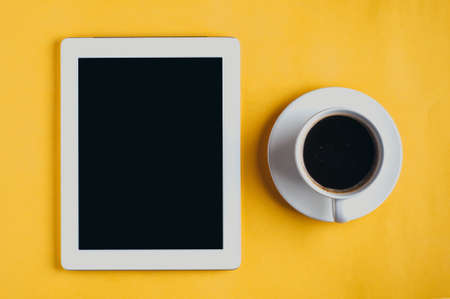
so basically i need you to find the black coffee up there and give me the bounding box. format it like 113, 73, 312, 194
303, 115, 377, 191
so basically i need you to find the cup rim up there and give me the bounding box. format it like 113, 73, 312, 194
294, 107, 384, 199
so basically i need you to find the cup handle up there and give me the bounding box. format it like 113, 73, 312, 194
333, 198, 348, 223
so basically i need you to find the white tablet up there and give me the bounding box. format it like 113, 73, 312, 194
60, 37, 240, 270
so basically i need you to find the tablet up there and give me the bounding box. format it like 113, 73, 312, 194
60, 37, 240, 270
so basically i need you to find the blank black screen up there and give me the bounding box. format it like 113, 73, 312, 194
78, 58, 223, 249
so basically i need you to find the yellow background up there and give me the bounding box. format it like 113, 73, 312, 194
1, 0, 449, 298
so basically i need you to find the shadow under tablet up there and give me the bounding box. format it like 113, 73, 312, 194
78, 58, 223, 250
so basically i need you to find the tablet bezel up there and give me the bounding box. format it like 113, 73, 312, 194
60, 37, 240, 270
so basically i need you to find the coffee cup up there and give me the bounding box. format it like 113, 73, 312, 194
294, 107, 384, 201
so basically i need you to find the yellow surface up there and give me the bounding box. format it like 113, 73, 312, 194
0, 0, 449, 298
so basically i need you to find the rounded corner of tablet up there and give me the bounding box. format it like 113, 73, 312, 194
228, 257, 241, 270
60, 256, 75, 271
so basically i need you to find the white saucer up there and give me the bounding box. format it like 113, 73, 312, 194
268, 87, 402, 222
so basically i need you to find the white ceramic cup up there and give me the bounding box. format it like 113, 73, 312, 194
294, 107, 384, 201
